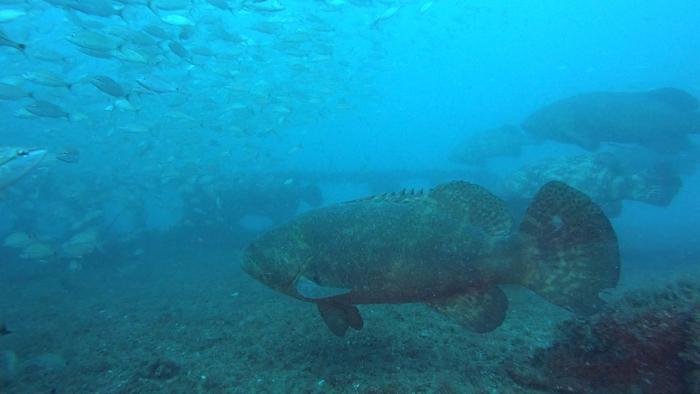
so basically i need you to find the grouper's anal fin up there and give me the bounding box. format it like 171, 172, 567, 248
428, 287, 508, 333
317, 302, 363, 337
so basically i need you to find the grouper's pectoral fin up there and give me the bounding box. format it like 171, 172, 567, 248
295, 276, 351, 300
317, 302, 363, 337
427, 286, 508, 333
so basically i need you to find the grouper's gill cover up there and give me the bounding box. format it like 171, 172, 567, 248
242, 181, 620, 337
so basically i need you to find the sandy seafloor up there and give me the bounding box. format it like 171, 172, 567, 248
0, 234, 697, 394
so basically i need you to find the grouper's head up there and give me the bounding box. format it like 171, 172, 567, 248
241, 226, 310, 299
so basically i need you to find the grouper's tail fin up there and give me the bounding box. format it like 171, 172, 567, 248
517, 181, 620, 315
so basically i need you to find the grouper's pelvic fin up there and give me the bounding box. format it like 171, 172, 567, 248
317, 302, 363, 337
517, 181, 620, 315
298, 276, 361, 336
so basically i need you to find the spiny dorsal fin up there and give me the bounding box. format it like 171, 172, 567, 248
430, 181, 513, 238
345, 188, 426, 204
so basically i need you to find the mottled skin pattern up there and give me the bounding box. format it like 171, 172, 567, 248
242, 181, 620, 335
243, 183, 516, 305
504, 153, 682, 217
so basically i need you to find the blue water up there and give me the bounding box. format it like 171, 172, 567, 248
1, 1, 699, 392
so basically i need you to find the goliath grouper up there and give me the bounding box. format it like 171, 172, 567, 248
522, 87, 700, 153
242, 181, 620, 336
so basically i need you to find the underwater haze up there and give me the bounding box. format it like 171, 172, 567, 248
1, 0, 700, 393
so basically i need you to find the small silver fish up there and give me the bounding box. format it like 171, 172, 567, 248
0, 82, 30, 100
56, 148, 80, 164
246, 0, 284, 12
136, 76, 177, 94
0, 9, 26, 23
68, 0, 125, 19
66, 30, 122, 52
371, 5, 400, 28
168, 41, 191, 61
22, 71, 73, 90
25, 100, 70, 119
86, 75, 128, 98
0, 28, 25, 52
